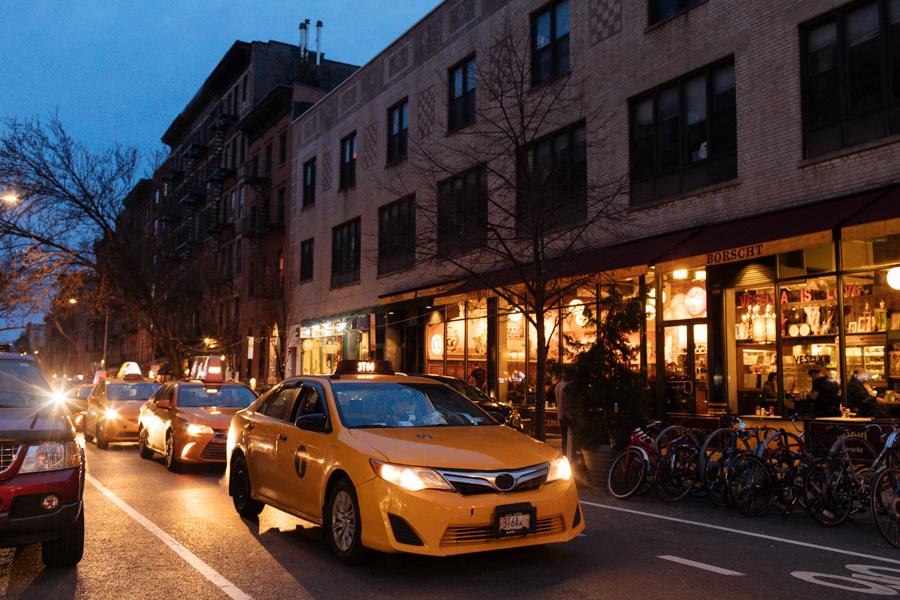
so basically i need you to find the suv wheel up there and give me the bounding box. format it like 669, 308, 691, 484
41, 510, 84, 567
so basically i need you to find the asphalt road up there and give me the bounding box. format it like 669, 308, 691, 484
3, 436, 900, 599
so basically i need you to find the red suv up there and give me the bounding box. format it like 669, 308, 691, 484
0, 352, 85, 567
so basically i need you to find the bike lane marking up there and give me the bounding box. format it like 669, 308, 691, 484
581, 500, 900, 566
86, 474, 252, 600
659, 555, 744, 576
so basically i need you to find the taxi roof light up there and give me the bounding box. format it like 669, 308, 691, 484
333, 360, 394, 376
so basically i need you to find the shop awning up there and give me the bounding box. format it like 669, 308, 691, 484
655, 187, 892, 272
841, 185, 900, 240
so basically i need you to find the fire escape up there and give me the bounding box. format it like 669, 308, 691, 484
201, 104, 237, 242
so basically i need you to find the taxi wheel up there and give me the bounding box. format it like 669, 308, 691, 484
95, 424, 108, 450
231, 455, 264, 518
138, 429, 154, 459
327, 478, 374, 565
165, 431, 182, 473
83, 422, 94, 443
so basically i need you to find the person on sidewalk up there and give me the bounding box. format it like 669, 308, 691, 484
555, 368, 574, 462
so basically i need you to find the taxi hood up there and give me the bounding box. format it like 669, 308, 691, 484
0, 407, 74, 442
179, 406, 243, 429
347, 426, 557, 470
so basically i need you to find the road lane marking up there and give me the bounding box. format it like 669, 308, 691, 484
659, 555, 744, 576
86, 474, 252, 600
581, 500, 900, 566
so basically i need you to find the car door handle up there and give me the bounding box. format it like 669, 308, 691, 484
278, 434, 287, 441
244, 423, 254, 430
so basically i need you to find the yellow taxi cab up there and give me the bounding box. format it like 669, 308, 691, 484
83, 363, 161, 450
226, 360, 583, 564
138, 364, 257, 472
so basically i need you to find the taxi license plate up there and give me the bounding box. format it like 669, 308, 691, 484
495, 503, 536, 538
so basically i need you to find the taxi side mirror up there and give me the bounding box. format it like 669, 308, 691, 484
157, 399, 171, 410
296, 413, 331, 433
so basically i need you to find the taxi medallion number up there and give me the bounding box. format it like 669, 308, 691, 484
499, 513, 529, 534
495, 503, 536, 538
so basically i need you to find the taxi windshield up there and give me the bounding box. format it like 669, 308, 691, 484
333, 382, 497, 428
0, 360, 53, 407
107, 382, 161, 401
178, 383, 256, 408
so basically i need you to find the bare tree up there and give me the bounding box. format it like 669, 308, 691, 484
0, 114, 188, 373
381, 18, 630, 440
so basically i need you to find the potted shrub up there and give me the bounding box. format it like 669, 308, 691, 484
566, 290, 648, 485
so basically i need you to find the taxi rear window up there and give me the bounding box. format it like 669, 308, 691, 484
333, 382, 496, 429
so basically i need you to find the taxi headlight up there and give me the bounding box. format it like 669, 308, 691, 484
371, 460, 452, 492
547, 455, 572, 483
21, 441, 83, 473
104, 408, 119, 420
185, 423, 215, 435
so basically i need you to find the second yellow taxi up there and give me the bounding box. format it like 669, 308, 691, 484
226, 360, 583, 564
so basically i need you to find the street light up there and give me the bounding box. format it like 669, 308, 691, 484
68, 298, 77, 304
1, 193, 18, 203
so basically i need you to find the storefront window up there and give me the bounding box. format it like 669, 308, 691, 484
299, 327, 343, 375
842, 268, 900, 389
779, 276, 838, 403
505, 306, 526, 404
561, 286, 597, 358
728, 286, 777, 413
661, 269, 707, 320
467, 298, 489, 390
527, 307, 560, 404
842, 233, 900, 270
778, 243, 834, 279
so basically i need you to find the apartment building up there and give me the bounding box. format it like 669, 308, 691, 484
287, 0, 900, 419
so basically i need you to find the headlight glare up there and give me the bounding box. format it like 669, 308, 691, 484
547, 455, 572, 482
104, 408, 119, 420
186, 423, 214, 435
371, 460, 452, 492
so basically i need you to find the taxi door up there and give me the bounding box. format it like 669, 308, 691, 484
84, 381, 106, 437
244, 384, 300, 501
145, 384, 174, 452
274, 382, 330, 519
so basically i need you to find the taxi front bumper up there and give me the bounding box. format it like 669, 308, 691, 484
356, 476, 584, 556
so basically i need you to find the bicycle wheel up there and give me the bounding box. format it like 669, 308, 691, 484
803, 457, 852, 527
831, 435, 876, 521
700, 429, 751, 506
872, 468, 900, 548
655, 446, 700, 503
727, 454, 774, 518
608, 448, 646, 500
766, 450, 805, 514
653, 425, 700, 457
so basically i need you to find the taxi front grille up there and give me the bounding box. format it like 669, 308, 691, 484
201, 440, 227, 461
0, 444, 21, 472
440, 514, 565, 547
435, 463, 549, 496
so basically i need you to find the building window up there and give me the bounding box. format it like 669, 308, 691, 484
449, 57, 476, 131
277, 187, 286, 224
518, 123, 587, 235
437, 167, 488, 256
340, 133, 357, 189
649, 0, 702, 25
629, 59, 737, 207
387, 99, 409, 163
264, 145, 273, 175
802, 1, 900, 159
235, 240, 243, 275
279, 132, 287, 165
300, 238, 314, 282
303, 158, 316, 208
532, 0, 569, 86
332, 218, 361, 288
277, 248, 284, 291
378, 195, 416, 275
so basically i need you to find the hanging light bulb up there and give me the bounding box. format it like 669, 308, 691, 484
888, 267, 900, 291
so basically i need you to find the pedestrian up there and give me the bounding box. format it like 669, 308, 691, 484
848, 368, 882, 417
555, 368, 574, 461
468, 366, 487, 392
761, 372, 778, 414
807, 368, 840, 418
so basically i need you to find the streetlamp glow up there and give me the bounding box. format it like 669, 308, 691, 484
2, 193, 18, 203
68, 298, 77, 304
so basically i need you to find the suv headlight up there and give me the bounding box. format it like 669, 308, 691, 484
21, 441, 83, 473
185, 423, 214, 435
371, 460, 452, 492
547, 455, 572, 483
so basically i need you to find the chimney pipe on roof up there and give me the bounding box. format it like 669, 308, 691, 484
299, 19, 310, 61
316, 21, 322, 66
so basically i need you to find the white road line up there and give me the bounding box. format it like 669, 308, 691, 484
86, 474, 252, 600
581, 500, 900, 566
659, 555, 744, 576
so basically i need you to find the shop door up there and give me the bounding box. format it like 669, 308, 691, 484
664, 323, 708, 414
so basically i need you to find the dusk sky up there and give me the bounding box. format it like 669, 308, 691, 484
0, 0, 438, 341
0, 0, 439, 157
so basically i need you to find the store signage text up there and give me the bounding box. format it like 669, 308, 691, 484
793, 355, 827, 365
739, 292, 775, 308
780, 285, 866, 304
707, 244, 765, 265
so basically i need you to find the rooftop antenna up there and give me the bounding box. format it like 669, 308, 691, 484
315, 21, 323, 65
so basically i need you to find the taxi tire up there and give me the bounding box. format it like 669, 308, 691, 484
326, 478, 374, 565
95, 424, 108, 450
138, 429, 154, 459
165, 431, 182, 473
41, 510, 84, 567
231, 455, 264, 518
